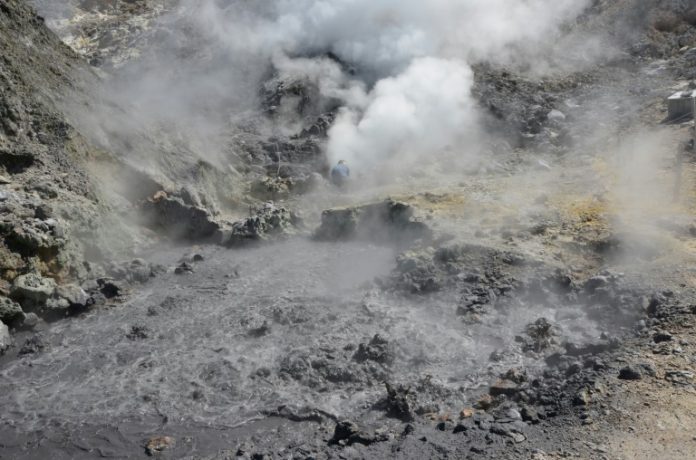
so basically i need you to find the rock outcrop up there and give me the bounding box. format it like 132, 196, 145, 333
218, 202, 300, 247
141, 192, 220, 241
314, 199, 431, 245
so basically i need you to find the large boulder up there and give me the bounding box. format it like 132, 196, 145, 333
313, 199, 431, 245
11, 273, 56, 303
0, 217, 66, 257
0, 296, 24, 325
141, 193, 220, 241
45, 284, 90, 314
218, 202, 299, 247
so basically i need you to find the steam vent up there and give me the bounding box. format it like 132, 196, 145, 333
3, 1, 696, 459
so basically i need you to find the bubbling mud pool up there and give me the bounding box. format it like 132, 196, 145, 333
0, 238, 608, 458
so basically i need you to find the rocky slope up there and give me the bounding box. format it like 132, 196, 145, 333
0, 0, 146, 329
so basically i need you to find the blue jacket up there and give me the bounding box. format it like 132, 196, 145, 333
331, 163, 350, 179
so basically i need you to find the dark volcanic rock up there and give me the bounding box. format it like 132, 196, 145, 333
0, 296, 24, 325
330, 420, 360, 444
353, 334, 394, 366
516, 318, 559, 353
386, 242, 521, 297
97, 278, 124, 299
141, 193, 220, 241
218, 202, 298, 247
126, 325, 150, 340
328, 420, 389, 447
618, 366, 643, 381
653, 331, 673, 343
314, 199, 431, 245
384, 383, 416, 422
174, 262, 194, 275
18, 333, 46, 355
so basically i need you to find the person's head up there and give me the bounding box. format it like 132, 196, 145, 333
338, 160, 345, 165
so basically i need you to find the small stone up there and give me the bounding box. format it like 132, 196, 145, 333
476, 394, 494, 410
145, 436, 175, 456
436, 421, 450, 431
490, 424, 511, 437
585, 275, 608, 292
521, 406, 539, 424
127, 325, 150, 340
385, 382, 416, 421
353, 334, 394, 365
453, 423, 468, 434
98, 279, 123, 299
0, 296, 24, 325
574, 389, 591, 406
548, 109, 566, 121
21, 312, 39, 329
240, 313, 271, 338
653, 331, 673, 343
53, 284, 89, 309
502, 368, 528, 384
489, 380, 520, 396
174, 262, 194, 275
19, 334, 46, 355
460, 408, 475, 419
331, 420, 359, 444
618, 366, 642, 380
402, 424, 415, 436
0, 322, 12, 354
639, 363, 657, 377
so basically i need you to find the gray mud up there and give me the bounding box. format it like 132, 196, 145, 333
0, 238, 615, 458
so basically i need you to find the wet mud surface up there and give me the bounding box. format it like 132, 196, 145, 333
0, 236, 659, 458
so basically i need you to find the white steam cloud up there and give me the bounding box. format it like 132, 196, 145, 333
39, 0, 595, 190
327, 57, 477, 169
213, 0, 588, 169
183, 0, 592, 173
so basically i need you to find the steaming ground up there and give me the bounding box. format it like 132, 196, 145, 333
2, 139, 686, 458
0, 234, 608, 449
6, 0, 696, 458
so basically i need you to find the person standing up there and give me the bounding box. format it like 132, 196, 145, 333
330, 160, 350, 187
